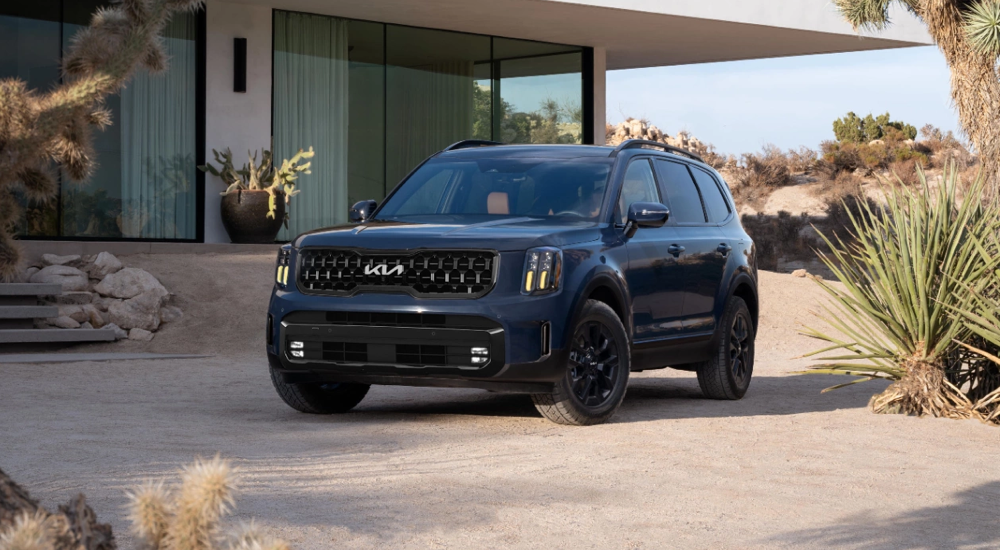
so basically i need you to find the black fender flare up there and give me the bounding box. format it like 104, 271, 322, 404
565, 267, 633, 344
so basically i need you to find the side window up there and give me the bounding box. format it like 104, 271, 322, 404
615, 159, 660, 223
654, 159, 706, 224
690, 167, 732, 223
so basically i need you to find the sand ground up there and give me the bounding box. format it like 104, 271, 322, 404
2, 253, 998, 549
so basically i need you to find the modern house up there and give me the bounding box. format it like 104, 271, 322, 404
2, 0, 930, 248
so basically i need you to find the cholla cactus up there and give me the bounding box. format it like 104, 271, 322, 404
0, 0, 205, 279
198, 147, 314, 226
126, 456, 288, 550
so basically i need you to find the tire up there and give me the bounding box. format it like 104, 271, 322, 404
532, 300, 630, 426
269, 367, 370, 414
697, 296, 755, 400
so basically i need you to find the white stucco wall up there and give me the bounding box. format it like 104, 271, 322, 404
204, 0, 273, 243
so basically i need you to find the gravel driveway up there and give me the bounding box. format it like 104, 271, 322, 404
2, 258, 998, 549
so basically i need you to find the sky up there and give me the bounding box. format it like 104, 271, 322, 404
606, 45, 960, 156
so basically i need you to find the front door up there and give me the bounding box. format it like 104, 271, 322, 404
618, 158, 686, 342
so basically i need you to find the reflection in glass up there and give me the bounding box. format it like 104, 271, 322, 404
347, 19, 385, 204
385, 25, 490, 186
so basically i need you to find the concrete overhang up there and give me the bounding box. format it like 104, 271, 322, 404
230, 0, 933, 69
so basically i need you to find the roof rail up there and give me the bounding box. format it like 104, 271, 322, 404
610, 139, 704, 163
442, 139, 504, 152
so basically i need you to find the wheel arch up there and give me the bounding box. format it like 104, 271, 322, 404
570, 270, 633, 342
729, 273, 759, 331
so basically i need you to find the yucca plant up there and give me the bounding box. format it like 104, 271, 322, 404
800, 164, 1000, 422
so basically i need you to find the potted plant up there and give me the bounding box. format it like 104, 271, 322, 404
198, 147, 315, 243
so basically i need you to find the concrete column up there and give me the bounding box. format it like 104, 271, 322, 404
203, 0, 273, 243
592, 46, 607, 146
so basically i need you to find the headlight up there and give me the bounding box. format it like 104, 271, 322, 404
275, 246, 292, 288
522, 247, 562, 295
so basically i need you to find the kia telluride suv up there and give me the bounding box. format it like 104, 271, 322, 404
266, 139, 759, 425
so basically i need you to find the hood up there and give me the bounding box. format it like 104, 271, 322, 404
293, 216, 601, 251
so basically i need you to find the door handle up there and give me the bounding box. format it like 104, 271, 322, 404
667, 244, 685, 256
717, 243, 732, 256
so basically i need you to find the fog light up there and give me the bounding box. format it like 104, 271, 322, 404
290, 341, 304, 349
291, 350, 304, 358
472, 357, 487, 364
471, 347, 488, 356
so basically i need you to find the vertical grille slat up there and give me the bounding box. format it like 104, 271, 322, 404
297, 249, 497, 297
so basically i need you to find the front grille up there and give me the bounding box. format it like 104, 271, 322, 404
297, 249, 497, 298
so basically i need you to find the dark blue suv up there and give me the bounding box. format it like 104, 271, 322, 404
267, 140, 759, 425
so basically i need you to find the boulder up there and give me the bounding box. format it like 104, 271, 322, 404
792, 269, 808, 278
107, 288, 167, 331
41, 253, 81, 267
83, 304, 107, 328
59, 305, 89, 324
48, 316, 80, 329
105, 323, 128, 340
25, 267, 39, 280
30, 265, 89, 292
92, 296, 119, 312
128, 328, 154, 342
160, 305, 183, 324
88, 252, 123, 279
80, 322, 94, 330
94, 267, 167, 299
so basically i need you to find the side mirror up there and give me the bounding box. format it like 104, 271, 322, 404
349, 200, 378, 223
625, 201, 669, 238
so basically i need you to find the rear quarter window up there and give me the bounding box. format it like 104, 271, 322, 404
690, 167, 732, 223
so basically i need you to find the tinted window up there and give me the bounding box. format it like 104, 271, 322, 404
376, 157, 612, 221
691, 167, 731, 223
615, 159, 660, 223
655, 160, 706, 224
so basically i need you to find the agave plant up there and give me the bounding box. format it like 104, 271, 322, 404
800, 164, 1000, 421
198, 147, 314, 226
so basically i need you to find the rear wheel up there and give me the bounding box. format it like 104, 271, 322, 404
269, 367, 370, 414
532, 300, 630, 425
697, 296, 754, 400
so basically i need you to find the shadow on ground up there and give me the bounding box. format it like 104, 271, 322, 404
770, 481, 1000, 549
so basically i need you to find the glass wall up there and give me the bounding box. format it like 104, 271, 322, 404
272, 11, 588, 233
1, 1, 200, 240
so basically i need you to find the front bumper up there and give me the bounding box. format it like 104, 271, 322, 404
267, 251, 577, 392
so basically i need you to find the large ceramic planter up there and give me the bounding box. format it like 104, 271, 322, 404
220, 189, 285, 244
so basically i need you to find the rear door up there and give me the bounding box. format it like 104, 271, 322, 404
617, 158, 686, 342
685, 166, 733, 330
653, 159, 725, 336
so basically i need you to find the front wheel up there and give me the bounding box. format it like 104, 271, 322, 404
696, 296, 755, 400
270, 367, 370, 414
532, 300, 630, 426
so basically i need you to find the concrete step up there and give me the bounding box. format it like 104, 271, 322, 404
0, 306, 59, 319
0, 283, 62, 296
0, 328, 116, 344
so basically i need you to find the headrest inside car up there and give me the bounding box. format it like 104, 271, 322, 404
487, 192, 510, 215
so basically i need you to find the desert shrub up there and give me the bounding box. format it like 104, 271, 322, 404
822, 137, 927, 176
730, 145, 794, 208
889, 158, 922, 186
786, 146, 818, 173
833, 111, 917, 144
820, 140, 862, 173
800, 165, 1000, 423
740, 211, 812, 271
918, 124, 976, 169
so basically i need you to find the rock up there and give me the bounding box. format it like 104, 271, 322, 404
128, 328, 154, 342
83, 304, 107, 328
92, 296, 118, 312
108, 288, 167, 331
792, 269, 808, 278
30, 265, 89, 292
25, 267, 39, 280
81, 254, 96, 264
59, 305, 89, 324
42, 253, 81, 267
159, 305, 183, 324
94, 267, 167, 299
105, 323, 128, 340
88, 252, 123, 279
80, 322, 94, 329
48, 316, 80, 329
47, 291, 93, 305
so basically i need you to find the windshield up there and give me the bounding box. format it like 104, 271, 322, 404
375, 157, 613, 222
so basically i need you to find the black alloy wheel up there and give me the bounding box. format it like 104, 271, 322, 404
569, 321, 621, 407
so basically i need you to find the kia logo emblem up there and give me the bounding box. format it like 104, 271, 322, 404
364, 264, 404, 276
